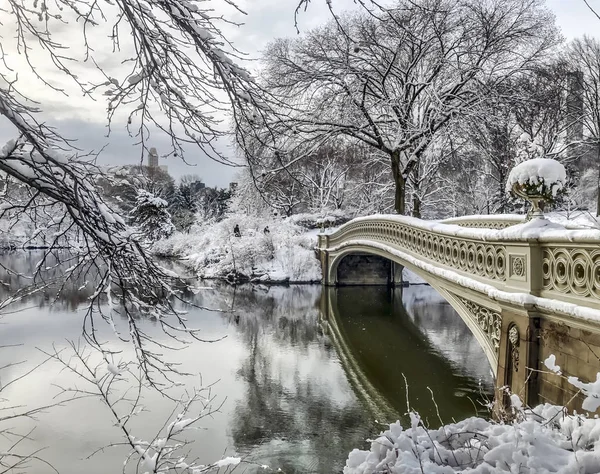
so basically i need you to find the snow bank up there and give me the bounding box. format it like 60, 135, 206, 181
345, 404, 600, 473
505, 158, 567, 197
403, 268, 428, 285
153, 215, 321, 283
287, 210, 352, 229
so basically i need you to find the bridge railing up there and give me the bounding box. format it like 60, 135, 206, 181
318, 215, 600, 311
440, 214, 525, 229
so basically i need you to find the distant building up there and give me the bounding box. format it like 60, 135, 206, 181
147, 148, 168, 174
148, 147, 159, 168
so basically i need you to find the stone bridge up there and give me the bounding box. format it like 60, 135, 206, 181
317, 214, 600, 412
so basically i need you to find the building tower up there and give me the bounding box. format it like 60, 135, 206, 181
147, 147, 159, 168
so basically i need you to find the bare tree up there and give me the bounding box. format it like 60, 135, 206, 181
0, 0, 270, 381
241, 0, 559, 215
566, 36, 600, 214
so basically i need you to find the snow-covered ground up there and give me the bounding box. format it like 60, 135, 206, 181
153, 214, 433, 284
153, 215, 322, 282
344, 401, 600, 473
345, 353, 600, 473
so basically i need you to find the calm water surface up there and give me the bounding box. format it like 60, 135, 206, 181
0, 253, 493, 473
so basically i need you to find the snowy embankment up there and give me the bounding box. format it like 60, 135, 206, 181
346, 355, 600, 473
345, 403, 600, 473
153, 214, 429, 284
153, 215, 322, 283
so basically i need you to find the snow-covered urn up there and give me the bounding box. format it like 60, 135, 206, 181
506, 158, 567, 219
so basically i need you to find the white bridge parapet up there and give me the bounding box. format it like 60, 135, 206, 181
318, 214, 600, 313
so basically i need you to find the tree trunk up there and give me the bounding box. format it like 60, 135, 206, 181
411, 164, 421, 218
413, 195, 421, 218
391, 150, 406, 215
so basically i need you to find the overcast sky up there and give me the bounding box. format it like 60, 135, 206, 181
1, 0, 599, 187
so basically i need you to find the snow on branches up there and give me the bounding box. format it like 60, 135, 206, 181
1, 0, 264, 163
0, 0, 268, 385
240, 0, 561, 215
130, 189, 176, 242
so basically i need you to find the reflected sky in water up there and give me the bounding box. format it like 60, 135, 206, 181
0, 253, 493, 473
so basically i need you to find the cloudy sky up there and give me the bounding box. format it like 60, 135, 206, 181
1, 0, 599, 187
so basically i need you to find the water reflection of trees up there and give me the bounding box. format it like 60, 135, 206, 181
199, 284, 376, 473
401, 286, 495, 389
0, 254, 495, 473
0, 251, 97, 310
191, 283, 494, 471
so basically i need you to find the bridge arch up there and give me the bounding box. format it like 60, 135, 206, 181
328, 245, 500, 375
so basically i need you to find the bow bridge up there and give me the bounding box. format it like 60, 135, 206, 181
317, 214, 600, 411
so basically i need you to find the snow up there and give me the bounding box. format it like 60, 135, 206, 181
168, 417, 198, 435
153, 215, 321, 283
510, 393, 523, 410
442, 214, 526, 223
544, 354, 562, 375
505, 158, 567, 197
402, 268, 427, 285
344, 401, 600, 473
349, 213, 600, 243
0, 139, 16, 157
214, 457, 241, 468
107, 362, 121, 376
567, 374, 600, 412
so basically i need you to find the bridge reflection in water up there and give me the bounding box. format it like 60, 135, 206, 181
320, 285, 494, 425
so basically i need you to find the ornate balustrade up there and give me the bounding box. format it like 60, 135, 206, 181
320, 217, 510, 289
441, 215, 525, 230
318, 215, 600, 312
540, 244, 600, 307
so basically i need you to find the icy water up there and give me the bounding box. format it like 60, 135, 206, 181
0, 253, 494, 473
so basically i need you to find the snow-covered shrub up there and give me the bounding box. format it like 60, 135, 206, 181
506, 158, 567, 203
345, 403, 600, 474
153, 215, 321, 282
346, 355, 600, 474
130, 189, 176, 242
569, 168, 598, 213
515, 132, 545, 163
287, 210, 353, 229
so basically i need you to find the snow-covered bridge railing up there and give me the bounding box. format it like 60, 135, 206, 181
318, 215, 600, 311
317, 214, 600, 412
440, 214, 525, 230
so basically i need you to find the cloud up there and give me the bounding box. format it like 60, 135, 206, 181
1, 0, 598, 191
0, 116, 241, 187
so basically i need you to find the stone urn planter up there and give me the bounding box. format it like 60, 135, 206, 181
506, 158, 567, 219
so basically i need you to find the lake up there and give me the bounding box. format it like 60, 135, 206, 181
0, 252, 494, 473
